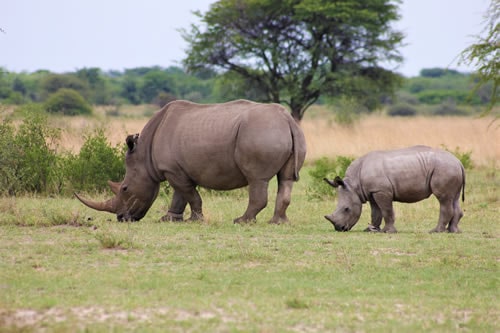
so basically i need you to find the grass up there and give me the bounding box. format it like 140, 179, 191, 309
0, 166, 498, 332
0, 109, 498, 331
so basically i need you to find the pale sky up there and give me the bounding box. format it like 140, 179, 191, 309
1, 0, 491, 77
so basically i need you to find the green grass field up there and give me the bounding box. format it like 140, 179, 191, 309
0, 166, 498, 332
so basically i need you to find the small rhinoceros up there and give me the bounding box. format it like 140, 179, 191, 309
75, 99, 306, 224
323, 146, 465, 233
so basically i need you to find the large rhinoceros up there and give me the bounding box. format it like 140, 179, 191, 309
323, 146, 465, 233
75, 99, 306, 223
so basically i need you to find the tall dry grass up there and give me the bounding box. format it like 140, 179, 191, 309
47, 106, 499, 167
302, 114, 499, 166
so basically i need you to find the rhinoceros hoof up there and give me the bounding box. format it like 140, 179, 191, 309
161, 213, 184, 222
364, 225, 381, 232
233, 217, 257, 224
268, 219, 286, 225
382, 226, 398, 233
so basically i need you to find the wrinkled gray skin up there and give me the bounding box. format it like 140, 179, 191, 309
324, 146, 465, 233
75, 100, 306, 224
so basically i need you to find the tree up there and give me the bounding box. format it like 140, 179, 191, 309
459, 0, 499, 113
140, 70, 175, 103
121, 76, 142, 105
76, 67, 112, 104
183, 0, 404, 120
40, 73, 89, 101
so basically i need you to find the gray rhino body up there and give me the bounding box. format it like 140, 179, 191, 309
76, 100, 307, 223
324, 146, 465, 233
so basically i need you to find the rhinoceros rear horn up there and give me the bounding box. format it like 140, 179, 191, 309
107, 180, 122, 195
74, 193, 117, 213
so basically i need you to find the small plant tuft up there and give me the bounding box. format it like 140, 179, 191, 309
95, 232, 134, 250
286, 297, 309, 310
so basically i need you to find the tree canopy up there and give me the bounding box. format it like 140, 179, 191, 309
183, 0, 404, 120
459, 0, 499, 113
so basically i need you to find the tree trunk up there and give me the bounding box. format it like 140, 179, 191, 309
290, 107, 302, 123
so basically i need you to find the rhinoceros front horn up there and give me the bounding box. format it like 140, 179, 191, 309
74, 193, 117, 213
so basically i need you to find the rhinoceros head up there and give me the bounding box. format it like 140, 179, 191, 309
75, 134, 160, 222
323, 177, 362, 231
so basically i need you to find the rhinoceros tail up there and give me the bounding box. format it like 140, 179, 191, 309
289, 118, 307, 181
461, 166, 466, 202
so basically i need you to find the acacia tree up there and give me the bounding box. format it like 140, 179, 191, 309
183, 0, 404, 120
459, 0, 499, 113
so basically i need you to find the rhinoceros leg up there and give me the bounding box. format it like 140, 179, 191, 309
372, 192, 397, 233
431, 194, 463, 233
430, 198, 454, 233
365, 201, 382, 232
447, 197, 463, 233
269, 178, 294, 224
162, 190, 187, 222
234, 180, 269, 223
182, 187, 204, 221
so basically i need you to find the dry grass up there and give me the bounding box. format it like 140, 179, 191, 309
302, 112, 499, 166
51, 105, 499, 166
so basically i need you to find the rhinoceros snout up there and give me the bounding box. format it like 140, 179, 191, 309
324, 215, 349, 232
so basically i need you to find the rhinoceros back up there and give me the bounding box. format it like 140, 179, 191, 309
148, 100, 305, 190
352, 146, 464, 203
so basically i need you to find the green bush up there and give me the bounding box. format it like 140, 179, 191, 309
388, 104, 417, 117
0, 104, 60, 195
432, 102, 468, 116
442, 145, 474, 170
0, 108, 126, 196
44, 88, 92, 115
417, 90, 480, 105
307, 156, 354, 200
63, 129, 126, 193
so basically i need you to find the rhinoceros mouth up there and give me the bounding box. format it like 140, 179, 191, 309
117, 213, 143, 222
335, 225, 350, 232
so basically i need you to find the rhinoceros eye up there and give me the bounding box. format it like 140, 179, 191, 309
344, 207, 350, 213
122, 185, 128, 192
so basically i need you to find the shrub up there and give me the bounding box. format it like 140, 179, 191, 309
153, 91, 177, 107
442, 145, 474, 170
307, 156, 354, 200
388, 104, 417, 117
432, 102, 468, 116
44, 88, 92, 115
0, 104, 60, 195
330, 96, 364, 126
40, 73, 89, 100
420, 68, 460, 78
63, 129, 126, 193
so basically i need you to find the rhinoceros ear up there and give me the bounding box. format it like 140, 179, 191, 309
126, 133, 139, 153
323, 176, 345, 188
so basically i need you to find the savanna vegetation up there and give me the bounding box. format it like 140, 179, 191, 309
0, 65, 496, 121
0, 103, 498, 331
0, 156, 498, 332
1, 0, 498, 331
